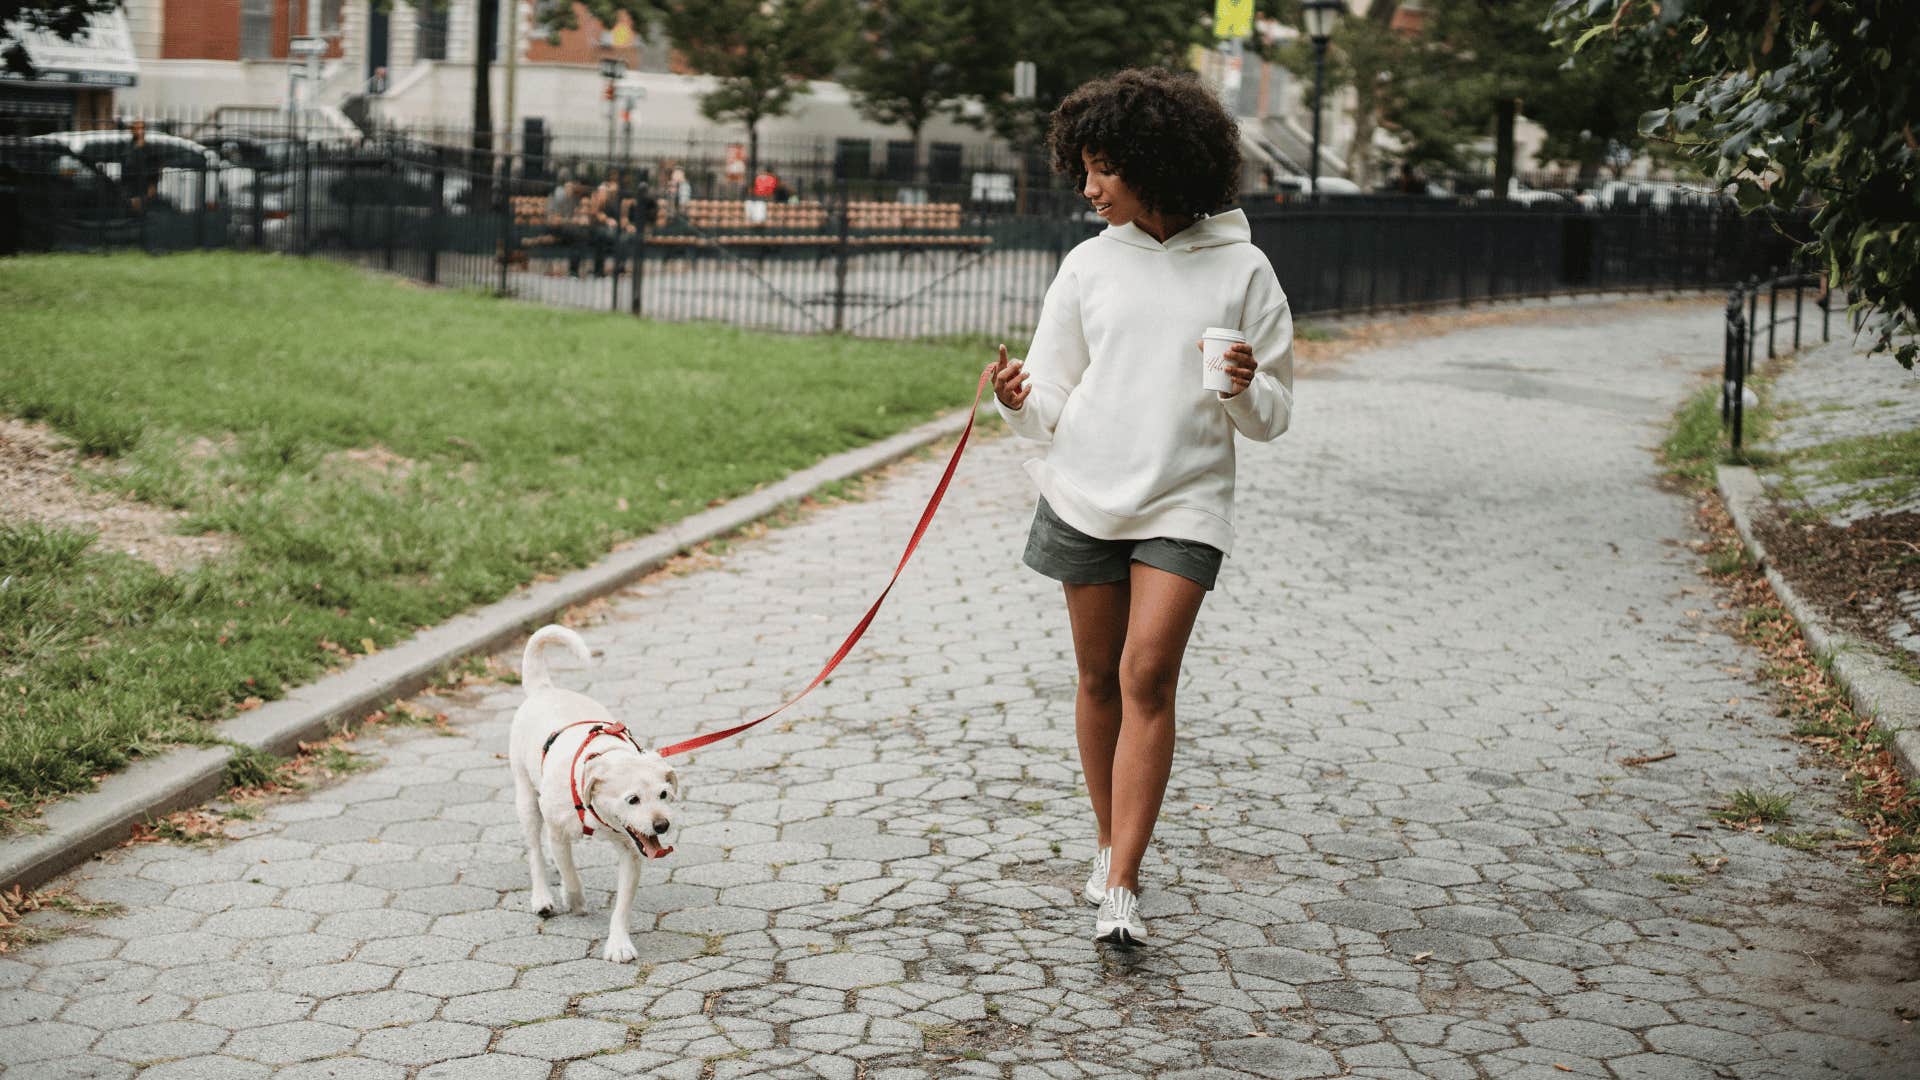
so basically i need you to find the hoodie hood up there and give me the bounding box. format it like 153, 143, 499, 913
1102, 207, 1250, 252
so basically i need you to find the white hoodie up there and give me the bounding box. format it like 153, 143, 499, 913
996, 208, 1293, 555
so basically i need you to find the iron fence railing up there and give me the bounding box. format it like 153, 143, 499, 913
2, 130, 1800, 341
1723, 270, 1843, 449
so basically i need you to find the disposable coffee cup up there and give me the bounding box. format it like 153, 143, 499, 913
1201, 327, 1244, 393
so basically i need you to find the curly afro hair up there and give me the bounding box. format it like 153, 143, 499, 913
1047, 67, 1241, 219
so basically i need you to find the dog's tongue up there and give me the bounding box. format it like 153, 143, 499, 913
632, 828, 673, 860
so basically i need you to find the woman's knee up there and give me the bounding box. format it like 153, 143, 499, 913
1118, 652, 1179, 711
1077, 664, 1122, 703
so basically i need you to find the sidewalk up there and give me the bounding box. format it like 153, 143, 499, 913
6, 299, 1918, 1079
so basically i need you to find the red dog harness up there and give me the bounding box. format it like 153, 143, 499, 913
539, 720, 674, 859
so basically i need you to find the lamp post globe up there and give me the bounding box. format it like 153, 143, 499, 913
1301, 0, 1341, 197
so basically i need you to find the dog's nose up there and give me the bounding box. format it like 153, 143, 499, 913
653, 817, 670, 834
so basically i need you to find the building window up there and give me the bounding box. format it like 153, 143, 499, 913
833, 138, 870, 181
884, 139, 916, 182
240, 0, 273, 59
928, 142, 962, 185
415, 2, 449, 61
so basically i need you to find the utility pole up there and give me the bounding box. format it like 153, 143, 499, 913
503, 0, 522, 181
290, 0, 329, 140
599, 58, 625, 170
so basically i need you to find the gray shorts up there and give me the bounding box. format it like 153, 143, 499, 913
1023, 497, 1223, 591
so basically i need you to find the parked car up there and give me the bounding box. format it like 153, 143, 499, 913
29, 129, 242, 215
1595, 179, 1729, 210
1259, 174, 1366, 203
1471, 180, 1568, 207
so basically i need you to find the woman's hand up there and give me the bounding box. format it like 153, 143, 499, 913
1196, 340, 1258, 398
992, 343, 1031, 410
1223, 342, 1257, 397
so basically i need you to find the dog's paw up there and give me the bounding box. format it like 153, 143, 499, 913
602, 936, 639, 964
564, 890, 586, 912
531, 893, 567, 918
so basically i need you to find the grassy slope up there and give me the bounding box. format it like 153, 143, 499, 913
0, 252, 992, 827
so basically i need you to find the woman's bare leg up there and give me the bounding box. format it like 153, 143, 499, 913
1062, 580, 1130, 847
1108, 562, 1207, 894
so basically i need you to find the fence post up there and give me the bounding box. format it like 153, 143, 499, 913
427, 151, 444, 285
630, 209, 645, 318
1793, 274, 1803, 351
832, 177, 852, 333
251, 164, 265, 249
383, 155, 397, 271
1767, 276, 1778, 358
1722, 288, 1738, 423
298, 141, 313, 255
496, 154, 512, 296
1731, 294, 1746, 451
194, 162, 207, 249
1746, 278, 1759, 375
1823, 281, 1832, 342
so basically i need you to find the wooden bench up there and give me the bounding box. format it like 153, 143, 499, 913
846, 201, 991, 252
643, 198, 992, 259
681, 198, 829, 231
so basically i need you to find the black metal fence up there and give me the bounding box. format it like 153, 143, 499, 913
1723, 270, 1841, 449
2, 127, 1801, 341
1253, 199, 1801, 317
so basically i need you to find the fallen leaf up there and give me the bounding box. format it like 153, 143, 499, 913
1193, 803, 1214, 811
1412, 951, 1433, 964
236, 697, 264, 712
1554, 1067, 1573, 1074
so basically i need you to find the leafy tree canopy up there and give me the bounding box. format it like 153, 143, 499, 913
584, 0, 854, 172
2, 0, 123, 78
1552, 0, 1918, 366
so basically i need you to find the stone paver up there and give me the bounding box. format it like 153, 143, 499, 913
11, 299, 1920, 1077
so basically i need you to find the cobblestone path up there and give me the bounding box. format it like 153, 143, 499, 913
7, 300, 1919, 1080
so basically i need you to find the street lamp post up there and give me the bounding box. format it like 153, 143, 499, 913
599, 58, 625, 172
1301, 0, 1340, 197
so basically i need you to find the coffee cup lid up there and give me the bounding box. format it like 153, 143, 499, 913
1201, 326, 1245, 342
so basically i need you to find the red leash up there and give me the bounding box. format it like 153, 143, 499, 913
656, 364, 995, 759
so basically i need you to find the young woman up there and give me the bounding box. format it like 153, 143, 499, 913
990, 67, 1295, 947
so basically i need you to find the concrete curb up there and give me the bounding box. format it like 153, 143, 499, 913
1716, 464, 1920, 777
0, 404, 986, 893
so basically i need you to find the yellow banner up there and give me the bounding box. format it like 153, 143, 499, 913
1215, 0, 1253, 39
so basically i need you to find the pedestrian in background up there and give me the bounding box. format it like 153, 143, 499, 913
990, 67, 1294, 948
546, 174, 591, 277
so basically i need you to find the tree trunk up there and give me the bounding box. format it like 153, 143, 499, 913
1344, 0, 1399, 192
748, 120, 759, 182
471, 0, 498, 198
1346, 82, 1378, 190
1493, 97, 1516, 201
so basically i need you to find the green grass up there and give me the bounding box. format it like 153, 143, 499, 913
1663, 382, 1777, 488
1776, 428, 1920, 515
1713, 788, 1795, 824
0, 252, 991, 830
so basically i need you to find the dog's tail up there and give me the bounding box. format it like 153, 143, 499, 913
521, 624, 591, 692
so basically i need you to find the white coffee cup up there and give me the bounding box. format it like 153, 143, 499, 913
1201, 326, 1245, 393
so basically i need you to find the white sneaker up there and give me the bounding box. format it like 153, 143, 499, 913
1083, 846, 1111, 905
1095, 886, 1147, 946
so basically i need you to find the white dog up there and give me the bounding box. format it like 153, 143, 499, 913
509, 625, 681, 963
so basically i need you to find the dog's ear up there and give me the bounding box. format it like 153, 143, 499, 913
580, 756, 607, 808
665, 768, 682, 801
